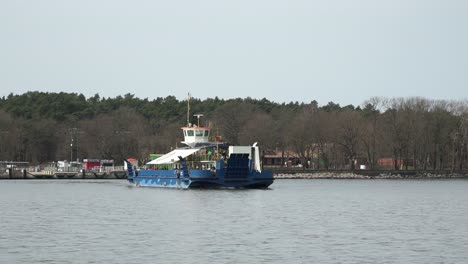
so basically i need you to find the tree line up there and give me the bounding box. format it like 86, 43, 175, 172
0, 92, 467, 170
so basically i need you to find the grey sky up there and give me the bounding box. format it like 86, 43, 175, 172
1, 0, 467, 106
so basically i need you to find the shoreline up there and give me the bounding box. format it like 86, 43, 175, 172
274, 171, 468, 179
2, 170, 468, 180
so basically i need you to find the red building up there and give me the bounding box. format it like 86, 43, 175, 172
83, 159, 100, 170
127, 158, 138, 167
378, 158, 414, 169
263, 149, 301, 167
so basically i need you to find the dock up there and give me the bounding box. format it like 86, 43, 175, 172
0, 168, 127, 180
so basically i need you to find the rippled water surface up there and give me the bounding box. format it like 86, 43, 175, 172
1, 179, 468, 264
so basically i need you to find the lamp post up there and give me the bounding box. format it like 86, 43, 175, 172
69, 128, 83, 162
70, 139, 73, 162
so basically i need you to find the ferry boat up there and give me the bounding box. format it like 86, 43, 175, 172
124, 111, 274, 189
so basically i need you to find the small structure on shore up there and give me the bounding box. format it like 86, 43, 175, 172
83, 159, 115, 172
0, 161, 29, 179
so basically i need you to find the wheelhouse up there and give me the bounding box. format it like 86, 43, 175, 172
181, 126, 211, 148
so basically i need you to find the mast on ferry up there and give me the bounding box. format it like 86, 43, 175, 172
187, 93, 191, 126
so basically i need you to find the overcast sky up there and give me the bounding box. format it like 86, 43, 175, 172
1, 0, 467, 106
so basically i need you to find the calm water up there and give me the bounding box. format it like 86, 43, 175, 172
1, 179, 468, 264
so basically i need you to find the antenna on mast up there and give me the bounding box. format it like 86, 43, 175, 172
193, 114, 204, 127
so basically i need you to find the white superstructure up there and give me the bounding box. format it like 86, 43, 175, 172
181, 126, 211, 148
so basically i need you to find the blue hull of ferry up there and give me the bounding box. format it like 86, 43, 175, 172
125, 156, 274, 189
127, 169, 274, 189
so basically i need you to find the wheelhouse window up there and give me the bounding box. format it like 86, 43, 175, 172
195, 130, 204, 136
187, 130, 194, 136
204, 130, 209, 137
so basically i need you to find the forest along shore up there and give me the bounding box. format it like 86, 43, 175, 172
2, 93, 468, 173
272, 170, 468, 179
